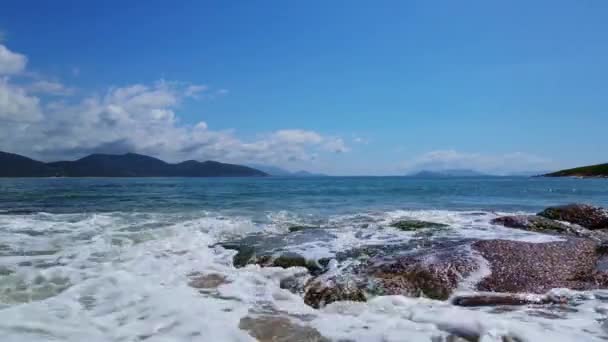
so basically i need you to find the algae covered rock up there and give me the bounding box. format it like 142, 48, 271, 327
288, 225, 319, 233
538, 204, 608, 230
390, 219, 448, 231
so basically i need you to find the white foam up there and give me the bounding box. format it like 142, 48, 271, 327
0, 209, 606, 341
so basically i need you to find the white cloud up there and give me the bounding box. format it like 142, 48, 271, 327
0, 44, 27, 75
0, 77, 42, 122
28, 80, 75, 96
0, 44, 348, 166
273, 129, 323, 144
323, 137, 349, 153
185, 84, 208, 97
404, 149, 552, 174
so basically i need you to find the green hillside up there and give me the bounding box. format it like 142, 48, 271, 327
544, 163, 608, 178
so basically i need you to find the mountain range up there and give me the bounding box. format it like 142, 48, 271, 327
406, 169, 489, 177
248, 164, 327, 177
0, 151, 267, 177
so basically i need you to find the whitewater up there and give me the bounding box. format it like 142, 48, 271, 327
1, 177, 608, 341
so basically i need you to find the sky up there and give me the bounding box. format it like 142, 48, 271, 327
0, 0, 607, 175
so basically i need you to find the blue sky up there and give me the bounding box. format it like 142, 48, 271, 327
0, 0, 606, 175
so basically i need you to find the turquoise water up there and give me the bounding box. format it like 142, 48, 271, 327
2, 176, 608, 215
1, 177, 608, 341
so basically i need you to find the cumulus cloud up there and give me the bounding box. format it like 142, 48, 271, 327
0, 44, 27, 75
404, 149, 552, 175
28, 80, 75, 96
0, 43, 348, 166
0, 77, 42, 122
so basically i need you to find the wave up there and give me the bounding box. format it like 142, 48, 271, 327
0, 209, 605, 341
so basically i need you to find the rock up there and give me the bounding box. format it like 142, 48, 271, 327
239, 315, 330, 342
472, 238, 605, 293
220, 244, 257, 268
257, 252, 325, 276
452, 293, 568, 307
288, 225, 318, 233
491, 215, 573, 233
492, 215, 608, 243
270, 252, 308, 268
538, 204, 608, 230
368, 246, 478, 300
279, 274, 311, 294
188, 273, 229, 289
390, 220, 449, 231
303, 277, 366, 309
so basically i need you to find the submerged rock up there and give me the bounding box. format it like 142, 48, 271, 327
239, 315, 330, 342
262, 252, 325, 276
452, 293, 568, 307
220, 244, 257, 268
188, 273, 229, 289
538, 204, 608, 230
288, 225, 318, 233
221, 242, 327, 276
472, 238, 605, 293
492, 214, 608, 243
491, 215, 574, 233
390, 219, 449, 231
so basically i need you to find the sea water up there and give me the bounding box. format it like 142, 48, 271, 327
1, 176, 608, 341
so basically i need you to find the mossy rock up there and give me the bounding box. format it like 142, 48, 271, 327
272, 253, 308, 268
491, 215, 572, 233
390, 220, 448, 231
538, 204, 608, 230
288, 225, 318, 233
220, 244, 257, 268
271, 253, 325, 275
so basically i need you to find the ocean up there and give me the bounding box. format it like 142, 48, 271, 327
1, 176, 608, 341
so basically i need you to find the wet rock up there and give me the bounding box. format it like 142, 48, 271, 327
303, 277, 366, 309
473, 238, 605, 293
270, 252, 308, 268
279, 274, 311, 294
254, 252, 325, 276
491, 215, 573, 233
538, 204, 608, 230
390, 219, 449, 231
288, 225, 318, 233
239, 315, 330, 342
220, 243, 257, 268
188, 273, 228, 289
492, 215, 608, 243
452, 293, 568, 307
368, 246, 477, 300
0, 265, 14, 276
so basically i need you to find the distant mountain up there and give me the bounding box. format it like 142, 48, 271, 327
248, 164, 327, 177
0, 151, 60, 177
0, 151, 267, 177
249, 165, 292, 176
543, 163, 608, 178
291, 170, 327, 177
507, 170, 552, 177
407, 169, 488, 178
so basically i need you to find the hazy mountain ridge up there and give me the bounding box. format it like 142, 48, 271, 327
248, 164, 327, 177
0, 151, 267, 177
406, 169, 489, 177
